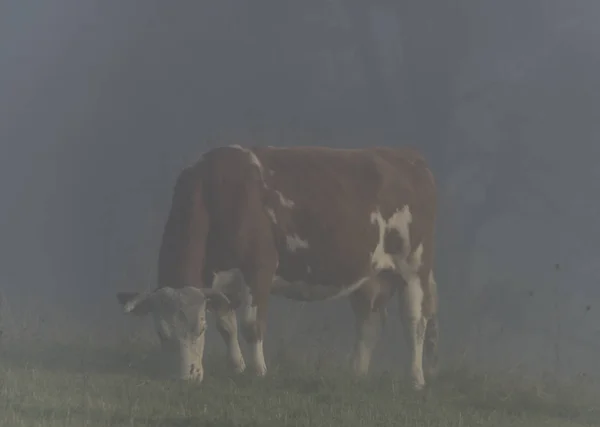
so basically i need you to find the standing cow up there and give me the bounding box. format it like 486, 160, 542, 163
117, 145, 439, 390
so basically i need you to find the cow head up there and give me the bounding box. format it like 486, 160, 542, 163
116, 286, 231, 382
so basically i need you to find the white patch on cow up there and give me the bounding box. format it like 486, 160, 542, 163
265, 208, 277, 224
230, 145, 264, 180
211, 269, 243, 294
210, 269, 248, 376
306, 266, 312, 274
413, 243, 424, 265
429, 269, 436, 286
238, 289, 267, 376
270, 276, 368, 301
238, 287, 256, 326
286, 234, 309, 252
369, 206, 412, 271
400, 275, 426, 390
397, 242, 427, 390
214, 309, 246, 374
403, 275, 424, 316
230, 146, 294, 217
403, 243, 423, 276
252, 340, 267, 376
178, 332, 206, 381
244, 301, 257, 325
276, 190, 295, 208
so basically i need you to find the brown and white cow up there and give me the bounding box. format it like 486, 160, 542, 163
116, 145, 439, 389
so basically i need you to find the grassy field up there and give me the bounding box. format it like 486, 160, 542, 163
1, 339, 599, 427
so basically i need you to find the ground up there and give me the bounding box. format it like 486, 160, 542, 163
1, 339, 600, 427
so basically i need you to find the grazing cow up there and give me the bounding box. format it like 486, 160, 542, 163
117, 145, 439, 390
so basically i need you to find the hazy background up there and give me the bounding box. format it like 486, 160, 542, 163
2, 0, 600, 379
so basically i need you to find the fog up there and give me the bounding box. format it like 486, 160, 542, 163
2, 1, 600, 379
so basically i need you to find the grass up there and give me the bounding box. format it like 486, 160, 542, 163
1, 339, 600, 427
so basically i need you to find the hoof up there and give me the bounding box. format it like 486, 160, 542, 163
185, 365, 204, 382
254, 362, 267, 377
232, 358, 246, 374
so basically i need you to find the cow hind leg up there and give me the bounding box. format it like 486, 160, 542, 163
398, 274, 427, 390
214, 309, 246, 374
349, 292, 384, 377
422, 269, 439, 381
423, 313, 439, 381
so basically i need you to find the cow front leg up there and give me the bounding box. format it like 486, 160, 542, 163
214, 309, 246, 374
398, 275, 427, 390
239, 270, 273, 376
240, 300, 267, 376
349, 293, 383, 377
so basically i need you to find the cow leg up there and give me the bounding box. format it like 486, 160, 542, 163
423, 313, 439, 380
422, 269, 439, 381
349, 292, 383, 377
398, 274, 427, 390
239, 269, 273, 377
214, 309, 246, 374
240, 299, 267, 376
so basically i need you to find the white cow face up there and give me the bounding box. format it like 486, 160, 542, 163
116, 287, 230, 381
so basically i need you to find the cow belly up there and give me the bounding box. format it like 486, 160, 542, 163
270, 276, 368, 301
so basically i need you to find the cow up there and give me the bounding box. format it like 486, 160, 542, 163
116, 144, 439, 390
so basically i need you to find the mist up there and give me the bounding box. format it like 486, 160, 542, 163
2, 0, 600, 383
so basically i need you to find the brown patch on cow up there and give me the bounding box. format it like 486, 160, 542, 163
116, 292, 138, 306
253, 146, 386, 289
157, 165, 210, 290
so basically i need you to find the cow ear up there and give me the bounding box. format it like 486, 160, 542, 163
117, 291, 148, 315
203, 289, 232, 313
117, 288, 179, 316
211, 269, 246, 304
117, 291, 139, 307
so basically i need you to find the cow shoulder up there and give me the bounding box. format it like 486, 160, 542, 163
203, 146, 277, 269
